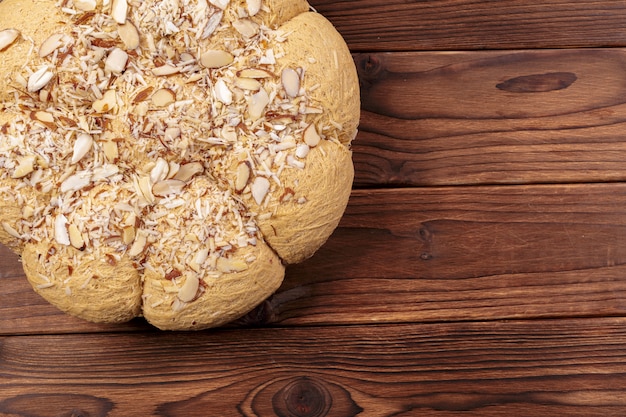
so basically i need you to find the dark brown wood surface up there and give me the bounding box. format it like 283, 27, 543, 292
2, 0, 626, 415
2, 318, 626, 416
314, 0, 626, 51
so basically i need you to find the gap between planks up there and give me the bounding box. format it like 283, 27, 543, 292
2, 184, 626, 334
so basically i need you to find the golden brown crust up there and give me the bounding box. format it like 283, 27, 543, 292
255, 139, 354, 264
20, 183, 143, 323
22, 237, 143, 324
276, 12, 361, 146
140, 176, 285, 330
256, 0, 310, 28
143, 242, 284, 330
0, 0, 359, 329
0, 187, 27, 251
0, 0, 66, 101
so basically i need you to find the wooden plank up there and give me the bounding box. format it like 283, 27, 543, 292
2, 184, 626, 334
310, 0, 626, 51
1, 317, 626, 415
270, 184, 626, 325
0, 245, 149, 335
354, 49, 626, 187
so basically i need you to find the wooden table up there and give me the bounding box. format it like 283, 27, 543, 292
2, 1, 626, 415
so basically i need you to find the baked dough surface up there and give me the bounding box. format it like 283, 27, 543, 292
0, 0, 359, 329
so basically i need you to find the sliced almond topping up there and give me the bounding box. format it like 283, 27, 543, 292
214, 79, 232, 105
151, 88, 176, 107
105, 48, 128, 74
173, 162, 204, 182
221, 125, 238, 143
216, 257, 248, 273
188, 248, 209, 273
127, 230, 148, 257
179, 52, 195, 63
177, 274, 200, 302
246, 0, 262, 16
36, 155, 50, 169
232, 19, 259, 39
92, 164, 119, 180
111, 0, 128, 24
151, 64, 180, 76
27, 66, 54, 93
92, 89, 118, 113
122, 225, 136, 245
150, 158, 170, 183
68, 223, 86, 250
287, 154, 305, 169
234, 161, 251, 193
136, 175, 156, 204
302, 106, 324, 114
200, 10, 223, 39
164, 127, 181, 141
60, 171, 92, 193
235, 77, 261, 91
1, 221, 20, 239
12, 155, 36, 179
54, 214, 70, 246
152, 179, 185, 197
251, 176, 270, 205
117, 21, 140, 50
74, 0, 97, 11
208, 0, 230, 10
184, 233, 200, 243
247, 88, 269, 121
133, 101, 149, 116
281, 67, 300, 98
280, 188, 295, 203
39, 33, 67, 58
22, 205, 35, 219
133, 86, 154, 103
31, 111, 55, 129
303, 123, 321, 147
102, 140, 119, 162
237, 68, 274, 79
167, 161, 180, 179
200, 50, 234, 69
295, 143, 310, 159
0, 29, 20, 51
71, 133, 93, 164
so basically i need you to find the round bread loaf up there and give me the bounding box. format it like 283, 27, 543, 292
0, 0, 359, 329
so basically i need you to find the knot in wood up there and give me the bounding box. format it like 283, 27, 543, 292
273, 376, 332, 417
355, 53, 386, 89
496, 72, 577, 93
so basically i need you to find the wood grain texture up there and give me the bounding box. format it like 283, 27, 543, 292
269, 184, 626, 325
2, 2, 626, 413
1, 318, 626, 416
309, 0, 626, 51
354, 49, 626, 187
3, 184, 626, 334
0, 245, 149, 335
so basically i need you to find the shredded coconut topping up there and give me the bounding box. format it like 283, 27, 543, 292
0, 0, 329, 306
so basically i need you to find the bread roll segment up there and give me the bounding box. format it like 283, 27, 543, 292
0, 0, 360, 329
246, 11, 360, 263
256, 139, 354, 264
143, 241, 284, 330
275, 12, 361, 146
141, 177, 285, 330
21, 184, 143, 324
0, 0, 67, 101
22, 241, 143, 323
